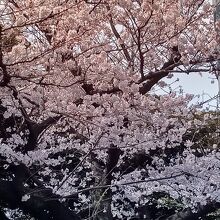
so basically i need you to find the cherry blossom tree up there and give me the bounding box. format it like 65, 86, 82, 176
0, 0, 219, 219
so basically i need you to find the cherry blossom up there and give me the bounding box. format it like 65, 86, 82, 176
0, 0, 219, 219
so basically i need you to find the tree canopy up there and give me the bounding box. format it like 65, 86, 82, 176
0, 0, 219, 219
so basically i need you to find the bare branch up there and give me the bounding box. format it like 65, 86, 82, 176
48, 172, 187, 201
106, 4, 131, 63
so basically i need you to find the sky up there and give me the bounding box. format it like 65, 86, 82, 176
155, 72, 219, 110
176, 73, 219, 109
152, 0, 220, 110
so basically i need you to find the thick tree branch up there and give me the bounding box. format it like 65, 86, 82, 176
106, 145, 122, 185
139, 46, 181, 94
0, 25, 11, 87
138, 55, 218, 95
2, 85, 61, 152
25, 115, 61, 152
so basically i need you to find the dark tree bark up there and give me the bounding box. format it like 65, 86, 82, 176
166, 203, 220, 220
0, 164, 81, 220
0, 209, 10, 220
139, 46, 181, 94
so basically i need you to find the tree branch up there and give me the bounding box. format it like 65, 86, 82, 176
0, 209, 10, 220
0, 164, 81, 220
139, 46, 181, 94
49, 172, 186, 201
166, 202, 220, 220
106, 4, 131, 63
0, 25, 11, 87
25, 115, 61, 152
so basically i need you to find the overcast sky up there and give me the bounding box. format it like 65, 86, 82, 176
176, 73, 219, 109
154, 72, 219, 110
